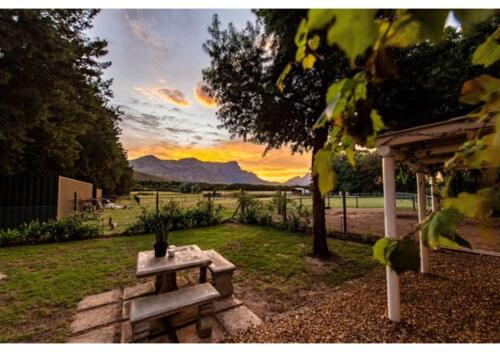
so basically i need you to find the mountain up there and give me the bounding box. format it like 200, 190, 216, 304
130, 155, 274, 185
133, 170, 167, 181
283, 173, 311, 186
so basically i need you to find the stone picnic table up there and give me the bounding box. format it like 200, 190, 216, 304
136, 245, 211, 293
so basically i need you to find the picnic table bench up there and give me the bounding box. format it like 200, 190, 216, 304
130, 282, 220, 341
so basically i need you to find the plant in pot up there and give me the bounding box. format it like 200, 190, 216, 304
154, 219, 169, 257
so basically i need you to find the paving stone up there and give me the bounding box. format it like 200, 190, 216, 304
149, 334, 171, 343
71, 303, 121, 334
123, 281, 155, 301
77, 289, 122, 311
120, 321, 133, 343
212, 296, 242, 313
176, 316, 225, 343
169, 306, 198, 328
68, 324, 118, 343
215, 305, 262, 336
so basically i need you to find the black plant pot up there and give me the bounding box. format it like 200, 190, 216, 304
154, 241, 167, 257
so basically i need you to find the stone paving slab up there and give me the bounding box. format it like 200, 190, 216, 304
123, 281, 155, 301
176, 316, 225, 343
71, 303, 121, 334
68, 324, 119, 343
77, 289, 122, 311
215, 305, 262, 336
212, 296, 242, 313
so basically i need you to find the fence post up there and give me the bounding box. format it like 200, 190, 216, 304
412, 196, 416, 211
299, 197, 302, 208
356, 197, 359, 208
342, 191, 347, 235
283, 191, 287, 223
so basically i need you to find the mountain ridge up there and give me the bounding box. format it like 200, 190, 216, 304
130, 155, 275, 185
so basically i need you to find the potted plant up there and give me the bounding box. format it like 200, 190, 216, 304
153, 219, 168, 257
153, 191, 169, 257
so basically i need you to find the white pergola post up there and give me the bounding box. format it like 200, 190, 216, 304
416, 172, 429, 273
379, 146, 401, 322
430, 175, 439, 212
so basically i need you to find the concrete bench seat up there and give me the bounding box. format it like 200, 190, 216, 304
204, 250, 237, 297
130, 282, 220, 340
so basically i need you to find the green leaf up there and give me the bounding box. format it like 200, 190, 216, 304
366, 109, 385, 147
294, 18, 308, 47
384, 12, 422, 48
307, 9, 336, 31
373, 237, 394, 265
276, 63, 292, 92
326, 10, 377, 66
443, 191, 493, 220
454, 9, 495, 34
295, 45, 306, 63
408, 9, 450, 43
460, 74, 500, 105
325, 79, 347, 104
307, 35, 320, 51
388, 236, 420, 275
302, 54, 316, 70
472, 28, 500, 68
312, 148, 336, 196
422, 208, 464, 250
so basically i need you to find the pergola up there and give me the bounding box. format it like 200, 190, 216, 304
375, 115, 496, 322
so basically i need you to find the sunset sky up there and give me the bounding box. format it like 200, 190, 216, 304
88, 9, 312, 183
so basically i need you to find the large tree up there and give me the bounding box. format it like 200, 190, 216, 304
0, 10, 133, 194
203, 10, 350, 258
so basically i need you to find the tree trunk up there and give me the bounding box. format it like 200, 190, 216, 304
311, 128, 331, 258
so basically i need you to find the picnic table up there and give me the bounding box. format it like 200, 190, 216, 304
136, 245, 212, 293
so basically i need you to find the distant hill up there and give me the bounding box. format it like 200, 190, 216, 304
283, 173, 311, 186
133, 170, 167, 181
130, 155, 274, 185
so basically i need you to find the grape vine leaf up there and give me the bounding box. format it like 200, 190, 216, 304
307, 35, 320, 51
307, 9, 336, 31
460, 75, 500, 105
443, 190, 493, 220
388, 236, 420, 275
312, 148, 336, 196
472, 28, 500, 68
422, 208, 471, 250
302, 54, 316, 70
326, 9, 377, 66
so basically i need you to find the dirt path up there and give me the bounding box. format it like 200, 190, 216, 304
325, 208, 500, 253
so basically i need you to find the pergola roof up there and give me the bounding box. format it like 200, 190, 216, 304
375, 116, 496, 169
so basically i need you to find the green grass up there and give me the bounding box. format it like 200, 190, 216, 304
102, 192, 416, 235
0, 224, 377, 342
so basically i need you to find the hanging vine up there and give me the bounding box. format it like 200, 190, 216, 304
278, 9, 499, 274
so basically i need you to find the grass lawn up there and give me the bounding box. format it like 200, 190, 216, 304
0, 224, 377, 342
102, 192, 415, 235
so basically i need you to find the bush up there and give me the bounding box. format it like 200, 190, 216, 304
0, 213, 100, 247
236, 191, 274, 226
125, 199, 222, 236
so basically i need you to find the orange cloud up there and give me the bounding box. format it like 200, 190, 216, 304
126, 140, 311, 183
134, 86, 190, 107
193, 83, 217, 108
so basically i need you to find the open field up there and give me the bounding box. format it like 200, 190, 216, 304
0, 224, 376, 342
101, 191, 417, 235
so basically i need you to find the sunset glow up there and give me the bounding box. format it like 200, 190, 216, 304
126, 141, 311, 183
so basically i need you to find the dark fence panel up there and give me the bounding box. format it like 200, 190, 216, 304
0, 176, 58, 229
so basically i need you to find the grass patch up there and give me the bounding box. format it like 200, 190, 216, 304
0, 224, 376, 342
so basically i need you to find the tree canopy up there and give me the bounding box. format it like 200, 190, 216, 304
0, 10, 133, 194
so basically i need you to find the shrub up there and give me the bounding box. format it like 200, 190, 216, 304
124, 199, 222, 236
0, 213, 100, 247
236, 191, 274, 226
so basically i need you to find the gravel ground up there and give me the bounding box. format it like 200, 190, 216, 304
231, 251, 500, 343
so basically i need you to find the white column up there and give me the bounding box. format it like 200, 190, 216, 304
416, 172, 429, 273
430, 175, 439, 212
379, 146, 400, 322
